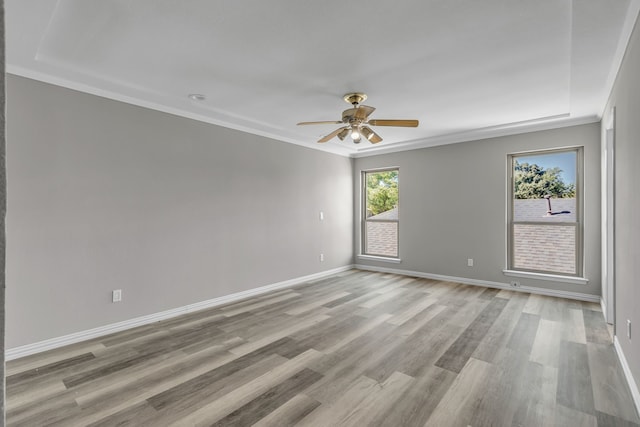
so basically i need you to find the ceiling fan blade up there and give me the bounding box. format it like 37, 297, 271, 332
354, 105, 376, 120
297, 120, 343, 126
368, 119, 419, 127
361, 126, 383, 144
318, 126, 349, 143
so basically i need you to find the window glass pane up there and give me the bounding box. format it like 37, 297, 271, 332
513, 151, 576, 223
513, 224, 576, 274
365, 171, 398, 218
366, 221, 398, 257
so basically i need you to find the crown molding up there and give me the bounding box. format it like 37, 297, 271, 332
350, 114, 600, 158
7, 66, 355, 158
600, 0, 640, 117
8, 65, 602, 160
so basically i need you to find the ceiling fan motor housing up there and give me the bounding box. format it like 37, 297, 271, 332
343, 93, 367, 106
342, 108, 358, 123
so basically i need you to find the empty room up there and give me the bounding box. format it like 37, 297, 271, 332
2, 1, 640, 426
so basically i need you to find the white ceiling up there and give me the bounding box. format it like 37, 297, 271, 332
6, 0, 640, 157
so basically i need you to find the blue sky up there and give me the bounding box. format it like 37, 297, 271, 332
516, 151, 576, 184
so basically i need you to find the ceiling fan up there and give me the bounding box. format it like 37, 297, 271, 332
297, 93, 419, 144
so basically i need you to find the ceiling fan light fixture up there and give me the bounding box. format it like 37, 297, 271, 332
361, 127, 375, 141
337, 128, 350, 141
351, 129, 360, 140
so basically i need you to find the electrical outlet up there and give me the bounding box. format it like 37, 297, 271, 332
467, 258, 474, 267
112, 289, 122, 303
628, 319, 632, 339
510, 281, 520, 288
320, 253, 324, 262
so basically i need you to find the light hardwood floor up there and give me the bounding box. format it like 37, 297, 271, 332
7, 270, 640, 426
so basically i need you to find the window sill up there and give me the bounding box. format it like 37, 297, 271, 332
503, 269, 588, 285
357, 254, 402, 264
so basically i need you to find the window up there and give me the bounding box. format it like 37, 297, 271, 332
508, 148, 583, 276
362, 169, 399, 258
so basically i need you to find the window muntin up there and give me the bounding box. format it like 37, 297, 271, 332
363, 169, 399, 258
508, 148, 583, 276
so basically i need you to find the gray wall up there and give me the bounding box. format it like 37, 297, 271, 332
354, 123, 601, 296
5, 75, 353, 348
603, 16, 640, 395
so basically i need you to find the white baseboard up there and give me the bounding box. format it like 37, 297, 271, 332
614, 336, 640, 418
6, 265, 354, 361
354, 264, 601, 303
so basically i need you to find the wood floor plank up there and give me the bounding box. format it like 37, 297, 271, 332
8, 397, 82, 427
475, 348, 556, 426
141, 355, 289, 426
147, 341, 302, 411
222, 292, 302, 317
7, 269, 639, 426
396, 303, 448, 337
363, 309, 462, 382
434, 297, 508, 373
562, 307, 588, 344
583, 307, 613, 344
478, 286, 501, 300
251, 393, 321, 427
87, 401, 159, 427
210, 368, 323, 427
295, 375, 381, 427
321, 291, 364, 308
75, 338, 243, 408
371, 365, 456, 427
530, 318, 564, 368
321, 313, 393, 354
506, 312, 540, 354
385, 295, 437, 326
523, 292, 546, 315
358, 287, 407, 309
285, 291, 351, 315
472, 291, 529, 363
511, 362, 559, 427
554, 403, 598, 426
6, 352, 95, 386
228, 312, 331, 356
557, 340, 596, 415
303, 323, 404, 404
168, 349, 323, 426
62, 348, 253, 425
5, 379, 67, 413
595, 410, 640, 427
424, 357, 496, 427
6, 342, 106, 377
447, 296, 491, 328
7, 347, 142, 400
588, 342, 640, 424
301, 371, 414, 427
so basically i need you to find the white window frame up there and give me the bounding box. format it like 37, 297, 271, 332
506, 147, 584, 278
361, 167, 400, 260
